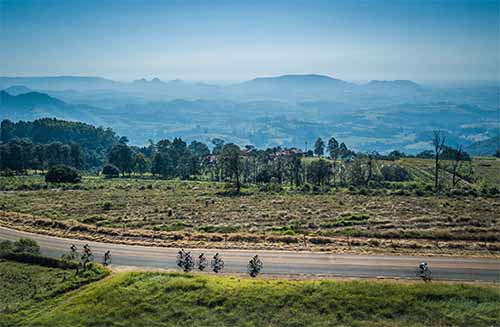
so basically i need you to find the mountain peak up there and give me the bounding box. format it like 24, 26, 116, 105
253, 74, 345, 82
0, 90, 66, 107
240, 74, 353, 89
2, 85, 32, 95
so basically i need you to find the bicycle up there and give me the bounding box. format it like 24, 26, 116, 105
415, 268, 432, 281
197, 253, 208, 271
211, 253, 224, 273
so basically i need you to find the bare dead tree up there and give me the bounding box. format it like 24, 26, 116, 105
432, 131, 445, 190
451, 145, 463, 187
365, 152, 377, 187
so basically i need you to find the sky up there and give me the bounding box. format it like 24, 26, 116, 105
1, 0, 499, 82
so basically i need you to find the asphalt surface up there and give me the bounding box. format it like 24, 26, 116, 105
1, 226, 498, 282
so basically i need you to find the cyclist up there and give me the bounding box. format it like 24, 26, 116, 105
83, 244, 91, 255
211, 253, 224, 273
419, 261, 428, 274
198, 253, 208, 271
103, 250, 111, 266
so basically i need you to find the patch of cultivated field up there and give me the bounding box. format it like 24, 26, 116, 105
397, 157, 500, 187
472, 157, 500, 187
10, 272, 500, 327
0, 174, 498, 256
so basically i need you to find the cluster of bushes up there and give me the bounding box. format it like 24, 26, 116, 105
102, 164, 120, 178
45, 164, 81, 183
0, 238, 80, 270
0, 238, 40, 256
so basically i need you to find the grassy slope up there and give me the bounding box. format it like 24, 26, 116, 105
0, 260, 108, 326
15, 272, 500, 327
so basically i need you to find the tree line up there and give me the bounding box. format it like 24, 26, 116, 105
1, 119, 474, 191
103, 135, 401, 192
0, 139, 85, 174
103, 133, 475, 192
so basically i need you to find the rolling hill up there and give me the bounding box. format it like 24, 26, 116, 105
464, 136, 500, 156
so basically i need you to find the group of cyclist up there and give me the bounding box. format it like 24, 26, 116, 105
176, 249, 224, 273
67, 244, 432, 280
69, 244, 112, 266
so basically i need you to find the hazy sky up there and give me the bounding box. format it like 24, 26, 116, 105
1, 0, 499, 82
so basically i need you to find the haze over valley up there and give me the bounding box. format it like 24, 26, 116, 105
1, 75, 498, 155
1, 1, 499, 326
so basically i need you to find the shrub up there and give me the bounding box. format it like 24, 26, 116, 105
0, 251, 80, 269
45, 165, 81, 183
0, 168, 15, 177
102, 201, 112, 211
102, 164, 120, 178
12, 238, 41, 255
0, 238, 41, 256
0, 240, 14, 254
482, 186, 499, 196
300, 184, 311, 192
259, 182, 283, 193
381, 165, 410, 182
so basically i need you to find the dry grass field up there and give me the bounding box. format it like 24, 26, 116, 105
1, 158, 498, 257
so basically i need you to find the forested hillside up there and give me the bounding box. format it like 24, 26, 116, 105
0, 118, 119, 169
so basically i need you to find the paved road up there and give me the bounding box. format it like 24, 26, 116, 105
1, 226, 498, 282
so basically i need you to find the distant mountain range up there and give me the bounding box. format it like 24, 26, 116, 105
0, 76, 120, 92
0, 90, 101, 123
1, 90, 65, 108
0, 74, 426, 93
1, 74, 498, 154
238, 74, 353, 89
0, 74, 423, 99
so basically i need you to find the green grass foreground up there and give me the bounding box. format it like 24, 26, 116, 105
9, 272, 500, 327
0, 259, 108, 326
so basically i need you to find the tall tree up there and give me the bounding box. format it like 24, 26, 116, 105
219, 143, 242, 192
314, 137, 325, 157
69, 143, 84, 169
327, 137, 339, 185
432, 131, 445, 190
109, 143, 134, 176
338, 142, 348, 159
211, 138, 225, 155
327, 137, 339, 159
365, 152, 378, 187
188, 140, 210, 175
446, 145, 473, 187
349, 157, 366, 186
134, 152, 149, 176
306, 159, 331, 186
288, 154, 303, 187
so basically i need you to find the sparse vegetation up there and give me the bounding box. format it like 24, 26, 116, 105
0, 160, 498, 256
